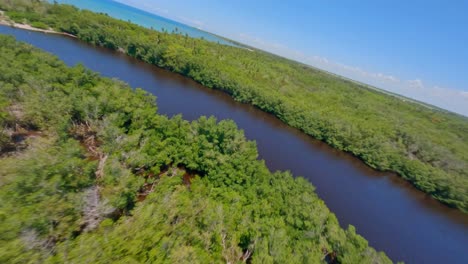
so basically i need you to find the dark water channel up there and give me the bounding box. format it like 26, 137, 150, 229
1, 26, 467, 263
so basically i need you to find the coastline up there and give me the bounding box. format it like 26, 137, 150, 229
0, 13, 76, 38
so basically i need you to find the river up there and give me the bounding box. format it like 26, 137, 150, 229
1, 26, 467, 263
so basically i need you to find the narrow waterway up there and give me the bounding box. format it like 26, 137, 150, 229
1, 26, 467, 263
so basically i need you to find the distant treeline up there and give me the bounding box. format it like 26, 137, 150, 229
1, 0, 466, 213
0, 35, 392, 263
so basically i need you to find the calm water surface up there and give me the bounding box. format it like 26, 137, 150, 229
1, 26, 467, 263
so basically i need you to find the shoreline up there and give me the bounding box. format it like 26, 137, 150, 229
0, 10, 465, 214
0, 16, 76, 38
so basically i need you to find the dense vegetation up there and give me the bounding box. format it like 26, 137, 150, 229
1, 0, 466, 212
0, 35, 393, 263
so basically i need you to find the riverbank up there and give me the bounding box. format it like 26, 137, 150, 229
3, 24, 468, 264
0, 12, 76, 38
0, 34, 393, 264
1, 3, 467, 213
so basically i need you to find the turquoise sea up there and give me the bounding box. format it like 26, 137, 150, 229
52, 0, 236, 46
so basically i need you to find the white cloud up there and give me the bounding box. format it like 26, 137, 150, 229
309, 55, 329, 64
237, 33, 287, 53
375, 73, 399, 83
308, 60, 400, 85
407, 79, 424, 89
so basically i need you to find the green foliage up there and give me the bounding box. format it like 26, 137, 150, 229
0, 94, 10, 150
0, 36, 392, 263
1, 0, 466, 211
30, 20, 48, 29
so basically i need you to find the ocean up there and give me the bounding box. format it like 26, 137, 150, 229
51, 0, 236, 46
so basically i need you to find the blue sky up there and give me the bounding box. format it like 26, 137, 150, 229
115, 0, 468, 115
